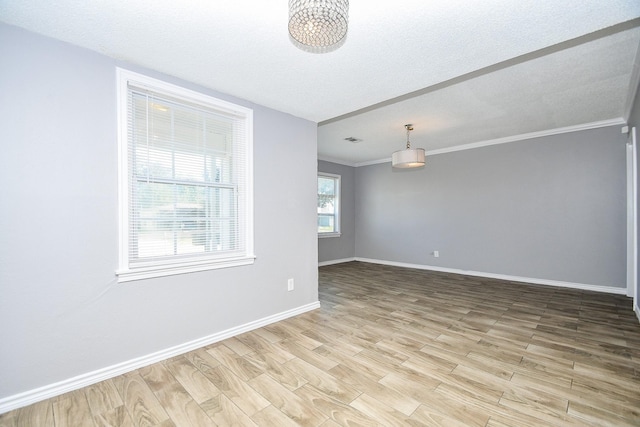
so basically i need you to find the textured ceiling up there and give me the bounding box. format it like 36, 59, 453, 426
1, 0, 640, 164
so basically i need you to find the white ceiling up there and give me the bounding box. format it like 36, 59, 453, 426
2, 0, 640, 165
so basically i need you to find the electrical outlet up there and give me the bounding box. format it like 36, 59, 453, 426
433, 250, 440, 258
287, 278, 294, 291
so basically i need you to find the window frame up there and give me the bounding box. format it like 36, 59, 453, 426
317, 172, 341, 238
116, 68, 254, 282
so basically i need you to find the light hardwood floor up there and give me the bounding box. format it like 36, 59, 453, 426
1, 261, 640, 426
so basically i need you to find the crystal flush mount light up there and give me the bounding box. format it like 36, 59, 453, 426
392, 124, 426, 168
288, 0, 349, 53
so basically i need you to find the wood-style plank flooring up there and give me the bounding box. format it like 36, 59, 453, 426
2, 261, 640, 426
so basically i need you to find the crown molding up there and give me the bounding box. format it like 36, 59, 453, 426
317, 155, 356, 167
354, 158, 389, 167
426, 118, 627, 156
352, 118, 627, 167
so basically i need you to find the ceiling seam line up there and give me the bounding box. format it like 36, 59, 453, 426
318, 17, 640, 127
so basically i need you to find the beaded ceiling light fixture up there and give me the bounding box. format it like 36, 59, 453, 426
288, 0, 349, 53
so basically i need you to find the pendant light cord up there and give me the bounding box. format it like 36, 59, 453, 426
405, 124, 414, 149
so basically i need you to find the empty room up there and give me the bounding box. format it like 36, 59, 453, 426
1, 1, 640, 426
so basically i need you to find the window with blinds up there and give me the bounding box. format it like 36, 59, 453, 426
116, 69, 254, 282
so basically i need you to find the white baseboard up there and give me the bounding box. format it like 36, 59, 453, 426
354, 257, 628, 295
0, 301, 320, 414
318, 257, 356, 267
635, 304, 640, 323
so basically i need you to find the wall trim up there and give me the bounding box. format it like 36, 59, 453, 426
0, 301, 320, 414
354, 257, 627, 295
354, 158, 390, 167
318, 257, 356, 267
635, 305, 640, 324
317, 155, 356, 167
348, 119, 627, 168
424, 118, 626, 157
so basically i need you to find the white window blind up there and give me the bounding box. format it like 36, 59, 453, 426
117, 69, 254, 282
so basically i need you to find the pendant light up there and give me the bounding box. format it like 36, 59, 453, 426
392, 124, 425, 168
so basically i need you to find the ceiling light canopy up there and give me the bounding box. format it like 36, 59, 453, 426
288, 0, 349, 53
392, 124, 426, 169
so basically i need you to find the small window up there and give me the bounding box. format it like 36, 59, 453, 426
318, 173, 341, 237
116, 69, 254, 282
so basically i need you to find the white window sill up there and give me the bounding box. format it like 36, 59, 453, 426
116, 255, 256, 283
318, 232, 342, 239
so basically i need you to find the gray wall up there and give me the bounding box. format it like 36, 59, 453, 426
355, 126, 627, 288
0, 24, 318, 401
317, 160, 356, 263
